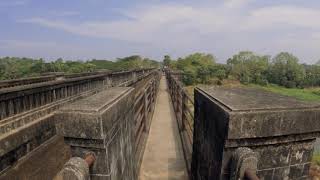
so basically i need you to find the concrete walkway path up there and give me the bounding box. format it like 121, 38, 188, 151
139, 76, 188, 180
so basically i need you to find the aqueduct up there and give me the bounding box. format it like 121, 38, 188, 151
0, 68, 320, 180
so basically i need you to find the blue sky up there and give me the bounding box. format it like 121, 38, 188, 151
0, 0, 320, 63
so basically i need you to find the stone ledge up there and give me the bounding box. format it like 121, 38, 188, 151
0, 135, 70, 180
197, 86, 320, 111
58, 87, 132, 113
196, 86, 320, 139
55, 87, 134, 140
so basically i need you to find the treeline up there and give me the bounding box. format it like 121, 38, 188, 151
165, 51, 320, 88
0, 56, 159, 80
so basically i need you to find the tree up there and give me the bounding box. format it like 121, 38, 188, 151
163, 55, 171, 68
90, 59, 115, 70
268, 52, 305, 88
30, 58, 46, 73
176, 53, 216, 85
115, 55, 143, 70
301, 64, 320, 87
227, 51, 269, 85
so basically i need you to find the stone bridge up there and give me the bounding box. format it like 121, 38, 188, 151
0, 69, 320, 180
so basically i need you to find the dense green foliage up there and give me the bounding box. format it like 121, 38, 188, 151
112, 56, 159, 71
227, 51, 269, 85
168, 51, 320, 89
163, 55, 172, 68
169, 53, 227, 85
0, 56, 159, 80
303, 64, 320, 87
268, 52, 306, 88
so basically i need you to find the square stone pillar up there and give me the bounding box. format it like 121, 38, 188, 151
55, 87, 135, 180
191, 86, 320, 180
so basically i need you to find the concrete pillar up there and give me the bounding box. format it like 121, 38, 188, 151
55, 87, 136, 180
192, 86, 320, 180
13, 98, 20, 114
0, 101, 6, 119
7, 100, 14, 116
28, 94, 34, 109
143, 90, 148, 132
40, 92, 45, 106
133, 72, 137, 83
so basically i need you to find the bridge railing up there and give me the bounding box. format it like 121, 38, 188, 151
0, 75, 57, 89
0, 69, 154, 121
132, 71, 161, 171
0, 71, 112, 89
165, 70, 193, 175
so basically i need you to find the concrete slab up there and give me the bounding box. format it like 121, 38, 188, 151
139, 77, 188, 180
199, 86, 320, 111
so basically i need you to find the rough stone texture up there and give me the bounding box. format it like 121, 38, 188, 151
55, 87, 136, 180
0, 69, 157, 180
0, 68, 154, 121
0, 114, 57, 172
0, 75, 56, 89
54, 157, 90, 180
0, 135, 71, 180
191, 86, 320, 180
230, 147, 258, 180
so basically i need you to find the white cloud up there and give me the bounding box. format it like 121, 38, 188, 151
244, 6, 320, 30
18, 4, 234, 43
20, 4, 320, 40
13, 2, 320, 63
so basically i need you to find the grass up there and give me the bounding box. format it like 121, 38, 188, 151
184, 80, 320, 102
247, 84, 320, 102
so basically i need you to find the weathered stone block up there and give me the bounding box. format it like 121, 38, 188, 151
0, 115, 57, 172
192, 86, 320, 180
257, 169, 274, 180
55, 87, 136, 180
54, 157, 90, 180
0, 135, 71, 180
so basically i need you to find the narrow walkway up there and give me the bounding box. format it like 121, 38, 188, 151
139, 76, 188, 180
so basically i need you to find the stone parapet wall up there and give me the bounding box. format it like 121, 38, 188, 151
0, 135, 71, 180
0, 75, 57, 89
0, 69, 154, 90
0, 69, 159, 180
0, 68, 154, 120
56, 87, 136, 180
54, 71, 160, 180
191, 86, 320, 180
